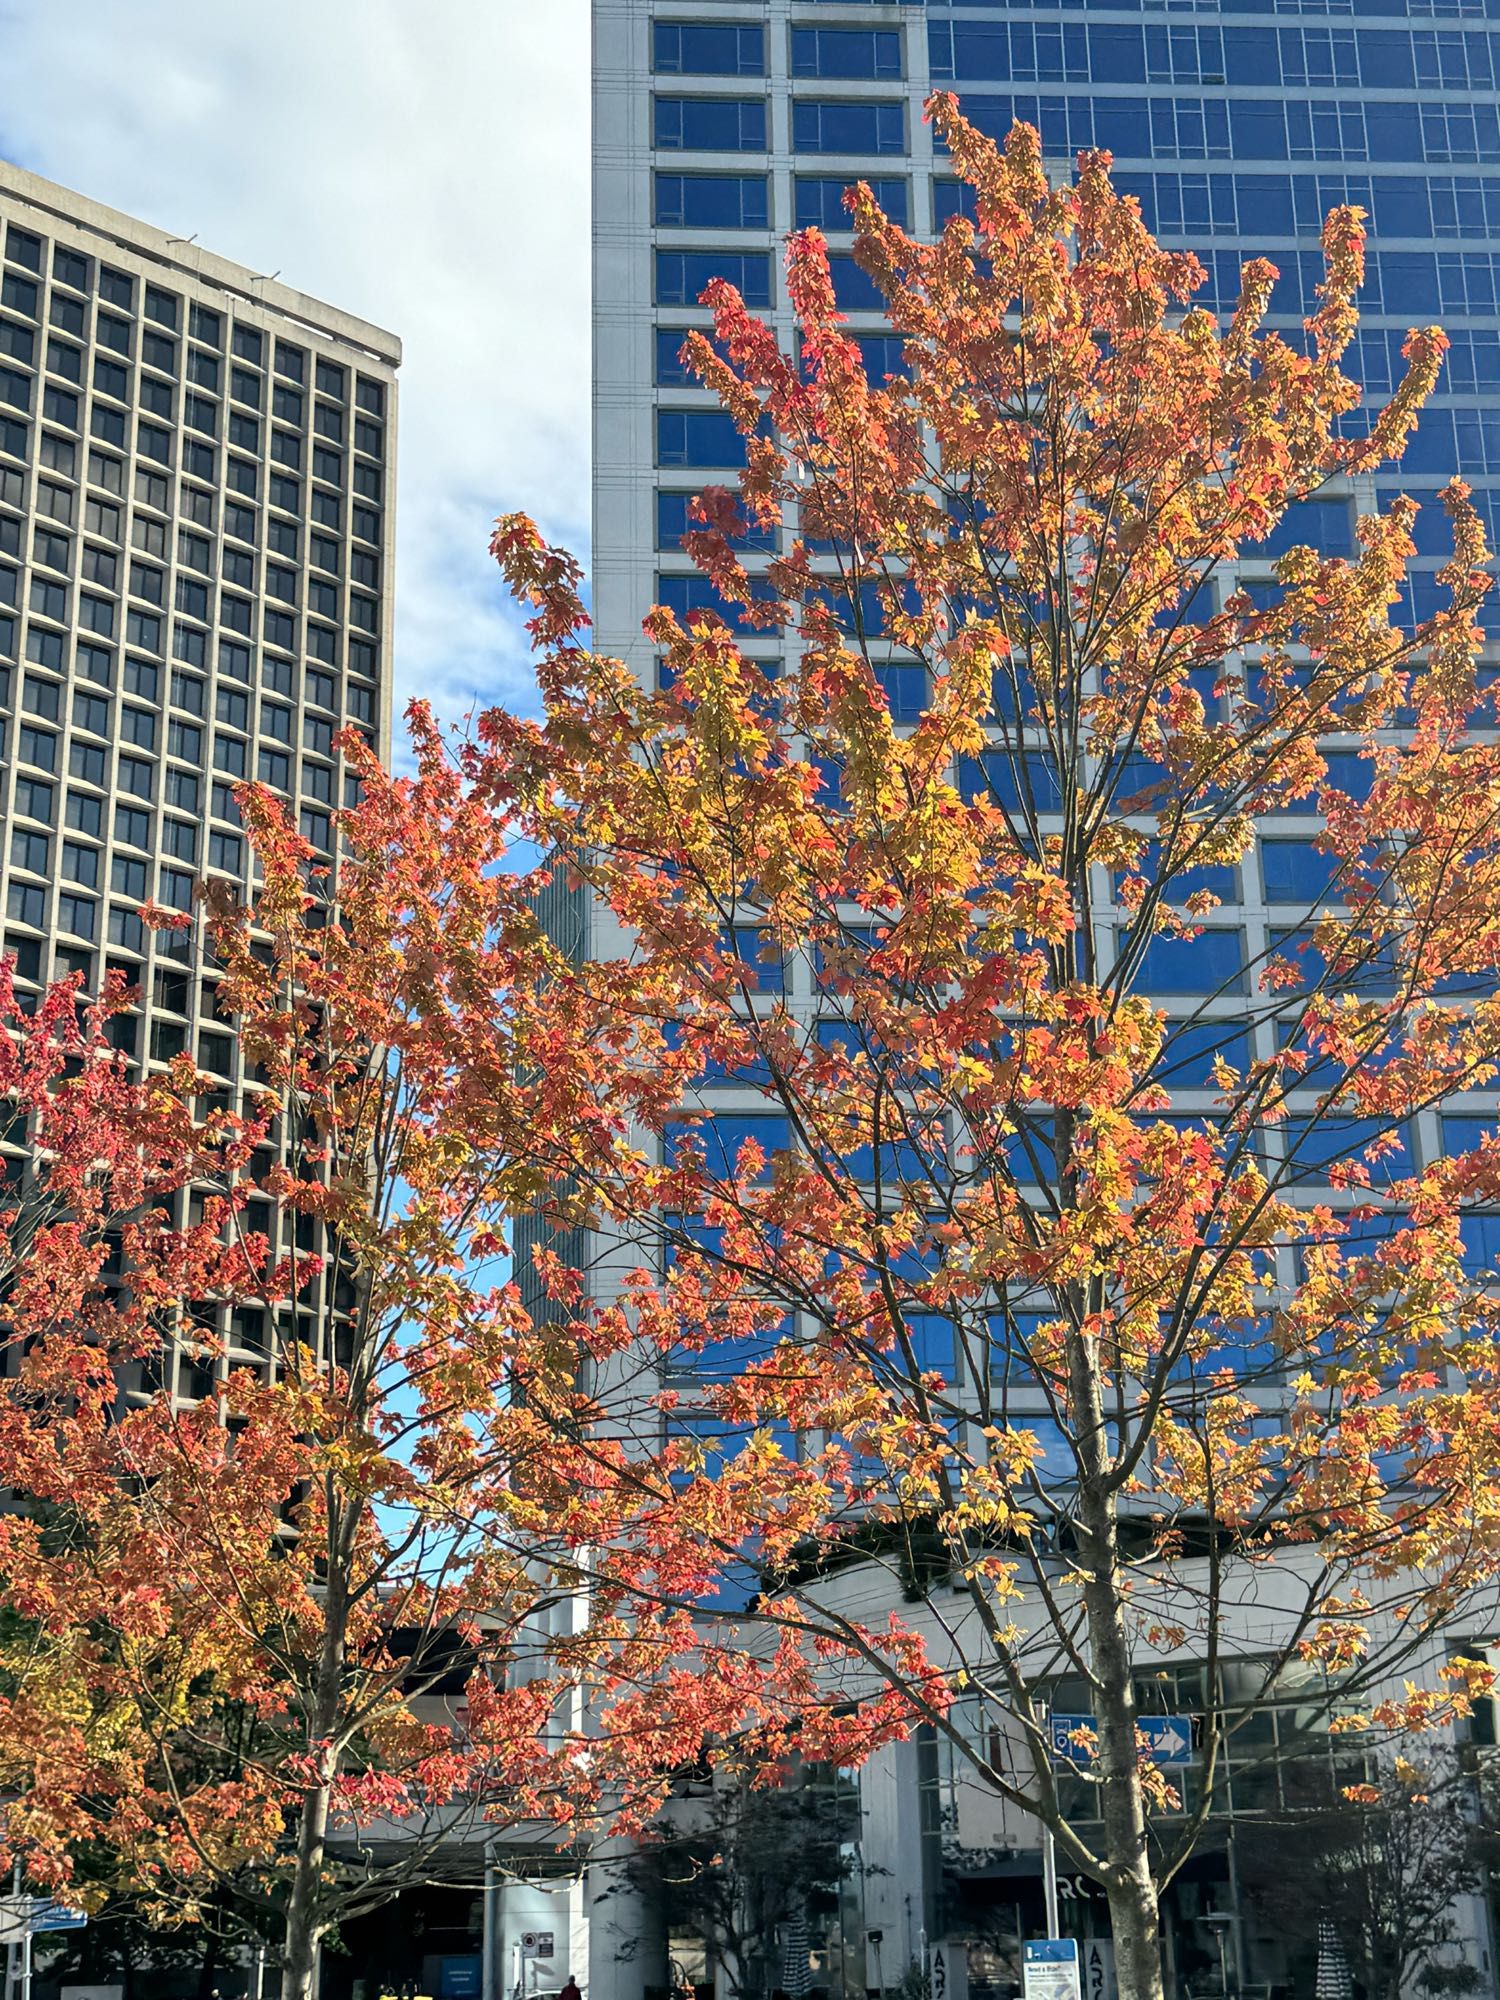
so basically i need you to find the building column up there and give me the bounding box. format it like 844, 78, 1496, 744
587, 1836, 668, 2000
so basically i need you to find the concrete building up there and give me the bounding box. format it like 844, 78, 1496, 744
587, 1, 1500, 1997
0, 161, 398, 1401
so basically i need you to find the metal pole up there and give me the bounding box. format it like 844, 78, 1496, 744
1042, 1826, 1061, 1941
482, 1852, 497, 2000
7, 1859, 20, 2000
18, 1923, 29, 2000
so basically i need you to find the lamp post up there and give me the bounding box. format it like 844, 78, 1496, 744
1204, 1911, 1234, 1999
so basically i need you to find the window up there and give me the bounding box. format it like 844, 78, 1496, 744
141, 327, 175, 371
170, 671, 205, 716
46, 342, 82, 386
5, 227, 41, 272
79, 594, 114, 636
654, 174, 769, 230
98, 266, 131, 310
314, 403, 344, 444
72, 690, 109, 736
13, 777, 53, 823
57, 895, 95, 940
96, 312, 130, 356
1130, 928, 1249, 995
38, 434, 75, 476
144, 286, 178, 330
10, 827, 49, 873
62, 841, 99, 890
656, 251, 772, 308
167, 719, 201, 762
117, 755, 153, 800
653, 22, 764, 75
209, 829, 243, 872
126, 610, 161, 653
66, 792, 102, 838
223, 503, 256, 544
258, 748, 290, 789
132, 518, 167, 564
114, 804, 149, 849
0, 275, 37, 318
76, 642, 112, 685
47, 298, 84, 341
120, 707, 157, 752
6, 883, 45, 927
792, 28, 902, 79
23, 673, 60, 720
654, 97, 767, 152
25, 629, 63, 672
214, 734, 247, 777
796, 177, 908, 230
53, 247, 88, 292
32, 527, 68, 571
133, 468, 168, 513
36, 482, 73, 526
1260, 840, 1344, 905
165, 768, 200, 814
137, 420, 171, 465
70, 742, 106, 786
162, 818, 197, 863
356, 376, 383, 415
262, 702, 293, 744
111, 856, 148, 900
123, 657, 159, 701
215, 685, 249, 730
129, 563, 164, 606
190, 304, 221, 347
792, 100, 904, 155
316, 358, 346, 400
84, 496, 120, 539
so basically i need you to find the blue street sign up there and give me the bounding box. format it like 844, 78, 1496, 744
29, 1900, 86, 1933
1048, 1713, 1095, 1762
1138, 1716, 1194, 1766
1025, 1942, 1079, 1965
1047, 1713, 1194, 1766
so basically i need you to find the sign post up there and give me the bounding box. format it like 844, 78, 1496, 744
1023, 1940, 1082, 2000
930, 1941, 967, 2000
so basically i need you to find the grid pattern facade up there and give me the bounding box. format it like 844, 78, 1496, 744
0, 161, 399, 1403
593, 0, 1500, 1304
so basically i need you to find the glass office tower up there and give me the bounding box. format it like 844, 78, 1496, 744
591, 2, 1500, 1991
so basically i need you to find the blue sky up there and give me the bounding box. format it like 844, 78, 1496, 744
0, 0, 591, 726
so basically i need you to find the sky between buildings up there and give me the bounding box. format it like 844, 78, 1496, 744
0, 0, 592, 728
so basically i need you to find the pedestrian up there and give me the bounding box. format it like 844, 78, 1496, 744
559, 1977, 582, 2000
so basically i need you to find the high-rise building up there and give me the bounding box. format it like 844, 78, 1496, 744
589, 1, 1500, 1993
0, 160, 399, 1399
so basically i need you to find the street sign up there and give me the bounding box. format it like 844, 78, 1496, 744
0, 1896, 28, 1946
931, 1941, 968, 2000
30, 1899, 87, 1933
1137, 1717, 1193, 1767
1081, 1937, 1117, 2000
1047, 1713, 1194, 1766
1023, 1939, 1081, 2000
1048, 1714, 1095, 1762
520, 1932, 555, 1959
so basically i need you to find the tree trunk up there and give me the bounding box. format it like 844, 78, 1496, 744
1103, 1862, 1165, 2000
280, 1555, 350, 2000
1062, 1205, 1166, 2000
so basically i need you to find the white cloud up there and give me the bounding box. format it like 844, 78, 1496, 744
0, 0, 590, 726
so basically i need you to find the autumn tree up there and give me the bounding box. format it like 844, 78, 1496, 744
475, 98, 1500, 2000
0, 734, 911, 2000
